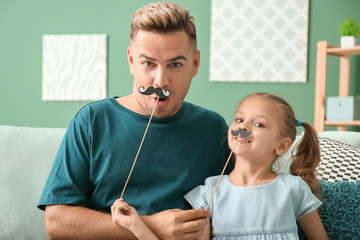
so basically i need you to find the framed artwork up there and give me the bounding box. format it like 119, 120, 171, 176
42, 34, 107, 101
210, 0, 309, 83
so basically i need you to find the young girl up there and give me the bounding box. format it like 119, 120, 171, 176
185, 93, 328, 240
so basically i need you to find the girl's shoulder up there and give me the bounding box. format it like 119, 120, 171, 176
277, 173, 304, 187
203, 175, 224, 187
277, 173, 315, 198
278, 173, 301, 181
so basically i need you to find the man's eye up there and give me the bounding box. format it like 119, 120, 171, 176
255, 123, 264, 128
144, 62, 153, 67
170, 62, 182, 68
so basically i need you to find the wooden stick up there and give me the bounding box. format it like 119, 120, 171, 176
205, 136, 240, 210
120, 97, 160, 199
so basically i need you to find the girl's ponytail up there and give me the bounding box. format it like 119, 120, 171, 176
289, 121, 322, 199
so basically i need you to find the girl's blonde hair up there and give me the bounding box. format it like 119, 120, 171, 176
130, 2, 197, 48
243, 93, 322, 199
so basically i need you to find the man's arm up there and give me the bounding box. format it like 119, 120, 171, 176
45, 205, 211, 240
45, 205, 136, 240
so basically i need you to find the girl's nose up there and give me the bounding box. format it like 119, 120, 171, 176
239, 125, 250, 132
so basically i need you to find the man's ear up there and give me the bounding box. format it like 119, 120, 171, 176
127, 47, 134, 75
275, 137, 292, 156
192, 49, 200, 77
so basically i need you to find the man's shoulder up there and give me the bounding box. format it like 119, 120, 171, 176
84, 97, 114, 109
71, 97, 118, 124
75, 97, 115, 115
183, 101, 225, 121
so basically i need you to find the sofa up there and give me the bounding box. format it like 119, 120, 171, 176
0, 126, 66, 240
0, 125, 359, 239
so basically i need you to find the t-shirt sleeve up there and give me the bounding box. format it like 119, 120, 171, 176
37, 115, 91, 210
184, 177, 215, 210
294, 177, 322, 220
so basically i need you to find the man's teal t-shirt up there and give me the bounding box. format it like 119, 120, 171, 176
38, 97, 230, 215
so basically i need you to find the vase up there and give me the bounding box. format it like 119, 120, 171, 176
340, 36, 356, 48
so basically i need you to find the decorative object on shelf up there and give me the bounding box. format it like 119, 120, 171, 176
42, 34, 107, 101
326, 96, 360, 121
339, 19, 360, 48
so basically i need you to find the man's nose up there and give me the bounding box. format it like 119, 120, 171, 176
153, 68, 169, 87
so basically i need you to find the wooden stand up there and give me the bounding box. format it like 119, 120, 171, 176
314, 41, 360, 132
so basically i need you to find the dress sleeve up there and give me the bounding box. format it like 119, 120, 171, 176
294, 177, 322, 220
37, 114, 91, 210
184, 177, 215, 210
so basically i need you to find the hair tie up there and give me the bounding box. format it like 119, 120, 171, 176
296, 120, 302, 127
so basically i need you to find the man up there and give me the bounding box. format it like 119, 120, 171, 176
38, 2, 229, 239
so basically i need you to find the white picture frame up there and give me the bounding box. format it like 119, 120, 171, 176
42, 34, 107, 101
210, 0, 309, 83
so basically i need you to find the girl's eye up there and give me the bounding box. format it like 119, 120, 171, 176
255, 123, 264, 128
235, 119, 243, 123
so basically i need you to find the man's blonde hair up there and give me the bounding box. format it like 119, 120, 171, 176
130, 2, 197, 47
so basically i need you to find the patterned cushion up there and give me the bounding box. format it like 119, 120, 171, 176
317, 137, 360, 182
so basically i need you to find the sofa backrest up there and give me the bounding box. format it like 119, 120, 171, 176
274, 131, 360, 175
0, 125, 66, 240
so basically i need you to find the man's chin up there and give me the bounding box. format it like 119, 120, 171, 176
153, 106, 180, 118
153, 110, 173, 118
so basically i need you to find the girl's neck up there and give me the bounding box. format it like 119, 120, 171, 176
229, 157, 277, 187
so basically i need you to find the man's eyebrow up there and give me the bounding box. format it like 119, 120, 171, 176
139, 54, 156, 61
138, 54, 187, 62
167, 55, 187, 62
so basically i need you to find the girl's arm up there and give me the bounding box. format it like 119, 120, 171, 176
111, 198, 159, 240
198, 217, 211, 240
128, 217, 159, 240
297, 209, 328, 240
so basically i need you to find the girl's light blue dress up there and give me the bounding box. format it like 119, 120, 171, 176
184, 173, 322, 240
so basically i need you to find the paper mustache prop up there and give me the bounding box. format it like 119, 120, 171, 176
139, 86, 170, 98
231, 128, 253, 138
205, 128, 253, 210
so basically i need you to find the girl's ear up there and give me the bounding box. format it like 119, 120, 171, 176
275, 137, 292, 156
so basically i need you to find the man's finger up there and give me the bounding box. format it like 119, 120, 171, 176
181, 229, 205, 240
179, 209, 212, 222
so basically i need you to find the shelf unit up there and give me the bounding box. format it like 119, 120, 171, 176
314, 41, 360, 132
